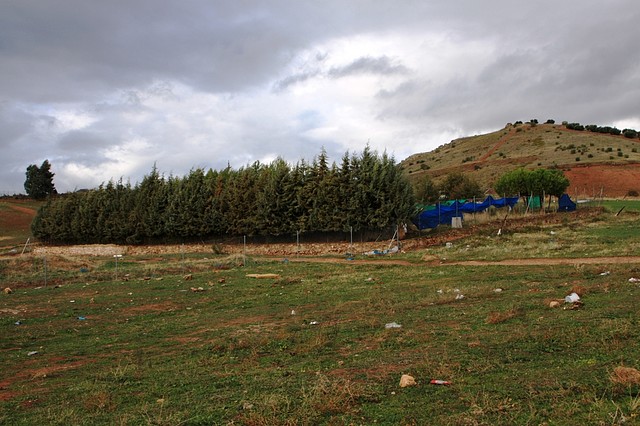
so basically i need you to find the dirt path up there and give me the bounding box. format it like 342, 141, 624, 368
478, 128, 515, 162
267, 255, 640, 267
6, 204, 37, 217
435, 256, 640, 266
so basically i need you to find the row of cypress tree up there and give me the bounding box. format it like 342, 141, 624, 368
31, 148, 416, 244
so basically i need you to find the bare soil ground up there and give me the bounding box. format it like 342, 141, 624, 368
563, 163, 640, 198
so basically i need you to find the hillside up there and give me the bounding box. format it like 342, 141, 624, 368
0, 198, 41, 248
401, 122, 640, 198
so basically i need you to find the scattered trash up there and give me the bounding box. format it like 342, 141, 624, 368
190, 287, 205, 292
89, 298, 95, 304
27, 351, 38, 356
183, 274, 193, 281
80, 267, 89, 273
436, 289, 443, 294
430, 379, 451, 386
3, 287, 12, 294
549, 300, 562, 308
493, 288, 503, 293
364, 246, 399, 256
14, 321, 22, 326
69, 300, 75, 303
455, 294, 465, 300
629, 278, 640, 283
365, 277, 375, 282
246, 274, 281, 279
77, 316, 86, 321
399, 374, 417, 388
290, 309, 296, 316
445, 242, 453, 248
564, 292, 580, 303
550, 231, 556, 235
600, 271, 610, 276
385, 322, 402, 329
309, 321, 319, 325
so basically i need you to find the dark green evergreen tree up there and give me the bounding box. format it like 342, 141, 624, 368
24, 160, 57, 200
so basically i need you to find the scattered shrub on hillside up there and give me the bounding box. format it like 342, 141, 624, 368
546, 119, 555, 124
628, 190, 639, 197
575, 157, 580, 162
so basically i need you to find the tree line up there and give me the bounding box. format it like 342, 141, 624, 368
31, 148, 415, 244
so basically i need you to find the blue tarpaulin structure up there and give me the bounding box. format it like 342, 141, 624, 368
557, 194, 576, 212
414, 196, 519, 230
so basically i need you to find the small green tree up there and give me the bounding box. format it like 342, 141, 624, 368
494, 168, 569, 198
413, 174, 439, 203
24, 160, 57, 199
439, 172, 483, 200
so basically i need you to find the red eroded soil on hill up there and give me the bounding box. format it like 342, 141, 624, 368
562, 163, 640, 198
0, 202, 37, 242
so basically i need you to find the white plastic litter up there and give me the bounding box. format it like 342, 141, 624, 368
564, 292, 580, 303
385, 322, 402, 329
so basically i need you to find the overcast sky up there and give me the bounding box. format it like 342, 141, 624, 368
2, 1, 639, 194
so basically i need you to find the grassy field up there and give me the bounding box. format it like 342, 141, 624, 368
2, 208, 640, 424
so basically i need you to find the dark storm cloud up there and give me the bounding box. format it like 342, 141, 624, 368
1, 0, 639, 193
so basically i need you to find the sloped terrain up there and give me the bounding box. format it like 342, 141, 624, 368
402, 123, 640, 197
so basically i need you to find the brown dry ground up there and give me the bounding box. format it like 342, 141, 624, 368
564, 163, 640, 198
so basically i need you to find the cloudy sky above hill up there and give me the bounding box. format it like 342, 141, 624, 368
1, 0, 639, 194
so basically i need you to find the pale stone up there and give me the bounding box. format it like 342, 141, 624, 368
399, 374, 417, 388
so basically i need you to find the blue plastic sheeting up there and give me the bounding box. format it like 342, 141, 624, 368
414, 196, 519, 230
558, 194, 576, 212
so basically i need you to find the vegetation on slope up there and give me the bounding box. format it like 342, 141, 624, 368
402, 121, 640, 193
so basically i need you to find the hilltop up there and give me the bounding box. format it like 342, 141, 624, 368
401, 122, 640, 198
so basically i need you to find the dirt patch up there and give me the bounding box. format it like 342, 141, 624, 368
564, 163, 640, 198
7, 204, 37, 217
33, 244, 125, 257
119, 302, 179, 315
0, 357, 91, 402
